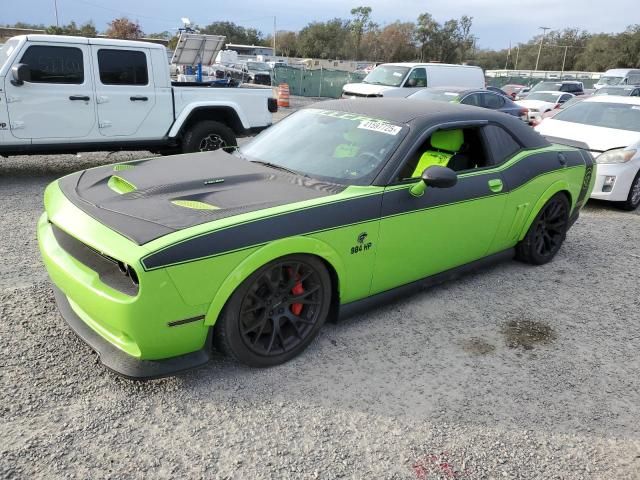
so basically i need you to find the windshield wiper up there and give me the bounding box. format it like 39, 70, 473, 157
250, 160, 308, 177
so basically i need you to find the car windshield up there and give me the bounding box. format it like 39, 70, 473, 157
553, 101, 640, 132
363, 65, 410, 87
597, 76, 624, 86
526, 92, 561, 102
237, 109, 406, 185
595, 87, 632, 96
530, 82, 562, 93
0, 39, 19, 71
246, 62, 270, 71
410, 89, 461, 102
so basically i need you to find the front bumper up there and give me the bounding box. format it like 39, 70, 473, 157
53, 286, 211, 379
590, 162, 639, 202
37, 183, 214, 378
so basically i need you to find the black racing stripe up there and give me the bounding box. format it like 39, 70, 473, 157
142, 149, 583, 270
381, 173, 493, 217
142, 194, 384, 270
576, 150, 594, 209
502, 150, 582, 192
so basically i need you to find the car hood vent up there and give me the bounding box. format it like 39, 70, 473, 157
57, 150, 345, 245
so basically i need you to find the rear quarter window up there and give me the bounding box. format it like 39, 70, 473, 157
483, 125, 522, 164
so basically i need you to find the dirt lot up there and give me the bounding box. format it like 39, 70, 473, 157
1, 105, 639, 478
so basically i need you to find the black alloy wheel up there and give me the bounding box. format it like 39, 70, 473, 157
516, 193, 570, 265
215, 255, 331, 367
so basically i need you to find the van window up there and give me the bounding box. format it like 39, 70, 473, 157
20, 45, 84, 84
405, 68, 427, 87
97, 49, 148, 85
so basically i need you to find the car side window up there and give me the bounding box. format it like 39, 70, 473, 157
460, 93, 483, 107
396, 126, 493, 181
19, 45, 84, 84
405, 68, 427, 88
484, 93, 505, 109
560, 94, 573, 103
97, 49, 149, 85
482, 125, 521, 165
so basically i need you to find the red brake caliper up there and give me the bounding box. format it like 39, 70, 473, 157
287, 267, 304, 315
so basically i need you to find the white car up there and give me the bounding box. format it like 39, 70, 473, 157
516, 91, 574, 125
535, 96, 640, 210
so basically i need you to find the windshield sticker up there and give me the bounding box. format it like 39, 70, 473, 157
358, 120, 402, 136
444, 92, 458, 96
314, 109, 384, 123
632, 106, 640, 110
392, 71, 403, 77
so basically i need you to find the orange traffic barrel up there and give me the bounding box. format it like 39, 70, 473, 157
277, 83, 290, 108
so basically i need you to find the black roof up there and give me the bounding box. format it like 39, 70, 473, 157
309, 98, 548, 149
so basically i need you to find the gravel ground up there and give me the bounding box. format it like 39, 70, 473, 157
1, 104, 639, 479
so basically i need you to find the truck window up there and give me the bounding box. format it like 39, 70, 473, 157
20, 45, 84, 84
97, 49, 148, 85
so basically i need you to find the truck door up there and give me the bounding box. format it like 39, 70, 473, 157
91, 47, 155, 137
4, 42, 96, 140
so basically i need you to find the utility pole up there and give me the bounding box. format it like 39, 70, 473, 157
514, 45, 520, 70
534, 26, 550, 71
561, 45, 568, 77
273, 16, 276, 57
53, 0, 60, 27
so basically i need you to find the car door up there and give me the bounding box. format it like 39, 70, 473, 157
4, 42, 96, 140
370, 124, 508, 294
91, 46, 155, 137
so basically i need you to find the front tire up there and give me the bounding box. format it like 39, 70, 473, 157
617, 172, 640, 211
516, 193, 570, 265
181, 120, 237, 153
214, 255, 332, 367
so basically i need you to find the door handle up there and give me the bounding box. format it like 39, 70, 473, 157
130, 96, 148, 101
69, 95, 90, 101
488, 178, 503, 193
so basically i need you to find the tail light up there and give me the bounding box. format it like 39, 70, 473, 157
267, 97, 278, 113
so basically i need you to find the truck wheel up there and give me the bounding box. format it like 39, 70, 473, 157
182, 121, 237, 153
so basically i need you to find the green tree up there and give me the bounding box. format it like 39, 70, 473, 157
297, 19, 352, 59
350, 6, 373, 60
45, 21, 97, 37
200, 21, 263, 45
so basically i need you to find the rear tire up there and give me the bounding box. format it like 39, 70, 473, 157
516, 193, 570, 265
617, 172, 640, 211
214, 255, 332, 367
181, 120, 237, 154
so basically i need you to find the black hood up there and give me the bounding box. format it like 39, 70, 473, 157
58, 150, 344, 245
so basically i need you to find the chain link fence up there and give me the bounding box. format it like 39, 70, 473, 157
272, 66, 366, 98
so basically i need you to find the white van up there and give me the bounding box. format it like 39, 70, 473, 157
594, 69, 640, 90
342, 62, 485, 98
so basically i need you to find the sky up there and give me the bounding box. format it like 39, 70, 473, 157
4, 0, 636, 49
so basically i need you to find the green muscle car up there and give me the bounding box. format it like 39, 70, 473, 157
37, 99, 595, 378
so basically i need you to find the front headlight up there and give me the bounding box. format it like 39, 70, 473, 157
596, 148, 637, 164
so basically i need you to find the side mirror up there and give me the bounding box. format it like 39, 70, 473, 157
405, 78, 417, 88
409, 166, 458, 197
11, 63, 31, 86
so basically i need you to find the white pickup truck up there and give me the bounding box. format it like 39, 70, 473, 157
0, 35, 277, 156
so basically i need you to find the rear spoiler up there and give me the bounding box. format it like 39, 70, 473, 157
542, 135, 599, 152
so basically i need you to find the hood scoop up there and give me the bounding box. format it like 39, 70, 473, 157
58, 150, 344, 245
